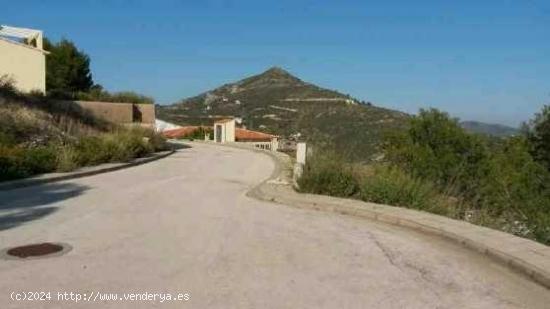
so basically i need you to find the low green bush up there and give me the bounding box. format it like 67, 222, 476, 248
0, 145, 57, 181
298, 152, 360, 197
524, 104, 550, 172
359, 166, 451, 215
56, 145, 79, 172
477, 137, 550, 242
0, 128, 167, 181
74, 128, 156, 166
141, 128, 169, 152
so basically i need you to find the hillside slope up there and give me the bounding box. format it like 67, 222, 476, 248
157, 67, 409, 160
0, 85, 167, 181
460, 121, 519, 137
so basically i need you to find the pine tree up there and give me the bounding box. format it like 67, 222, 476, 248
44, 38, 94, 94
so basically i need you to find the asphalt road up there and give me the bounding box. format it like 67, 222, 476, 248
0, 142, 549, 308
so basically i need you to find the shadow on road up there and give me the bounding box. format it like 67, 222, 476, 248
0, 182, 89, 231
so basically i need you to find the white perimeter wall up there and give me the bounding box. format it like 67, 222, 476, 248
0, 39, 46, 93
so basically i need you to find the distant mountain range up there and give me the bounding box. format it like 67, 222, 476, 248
460, 121, 519, 137
157, 67, 408, 160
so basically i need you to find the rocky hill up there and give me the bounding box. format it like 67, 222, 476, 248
157, 67, 409, 160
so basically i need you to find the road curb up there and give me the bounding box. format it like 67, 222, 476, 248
237, 146, 550, 289
0, 150, 175, 191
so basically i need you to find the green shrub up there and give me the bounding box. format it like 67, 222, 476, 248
0, 75, 18, 97
298, 152, 360, 197
359, 166, 451, 215
478, 137, 550, 242
0, 145, 57, 181
74, 136, 107, 165
140, 128, 169, 151
51, 128, 165, 173
523, 104, 550, 171
74, 129, 153, 165
0, 126, 167, 181
23, 147, 57, 173
384, 108, 491, 198
107, 129, 151, 161
56, 144, 80, 172
0, 131, 16, 146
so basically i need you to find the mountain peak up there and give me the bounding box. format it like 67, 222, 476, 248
263, 66, 291, 76
241, 66, 303, 87
159, 67, 408, 160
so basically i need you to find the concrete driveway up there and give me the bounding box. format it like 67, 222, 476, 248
0, 142, 548, 308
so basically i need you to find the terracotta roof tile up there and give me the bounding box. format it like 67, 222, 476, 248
163, 126, 202, 138
235, 128, 276, 142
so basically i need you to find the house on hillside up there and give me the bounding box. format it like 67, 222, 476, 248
0, 25, 48, 93
214, 118, 236, 143
214, 118, 279, 151
163, 118, 279, 151
235, 127, 279, 151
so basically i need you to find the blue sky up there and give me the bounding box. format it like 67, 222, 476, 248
3, 0, 550, 126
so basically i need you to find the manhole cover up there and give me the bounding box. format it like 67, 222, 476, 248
1, 242, 71, 260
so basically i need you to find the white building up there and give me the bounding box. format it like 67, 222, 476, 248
214, 118, 236, 143
213, 118, 278, 151
0, 25, 48, 93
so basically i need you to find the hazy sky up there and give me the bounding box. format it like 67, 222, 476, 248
3, 0, 549, 126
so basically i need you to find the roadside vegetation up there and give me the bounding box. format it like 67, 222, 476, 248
0, 78, 168, 181
299, 108, 550, 245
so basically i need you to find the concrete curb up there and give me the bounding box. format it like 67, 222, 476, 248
231, 145, 550, 289
0, 150, 175, 191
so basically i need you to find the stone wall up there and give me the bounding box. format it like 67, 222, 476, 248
62, 101, 155, 127
134, 103, 155, 125
74, 101, 134, 123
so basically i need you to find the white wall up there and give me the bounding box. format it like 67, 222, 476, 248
214, 119, 236, 143
0, 38, 46, 93
225, 120, 235, 142
240, 138, 278, 151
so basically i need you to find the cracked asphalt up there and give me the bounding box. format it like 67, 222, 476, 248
0, 142, 549, 308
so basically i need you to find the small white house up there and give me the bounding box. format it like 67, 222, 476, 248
213, 117, 278, 151
213, 118, 236, 143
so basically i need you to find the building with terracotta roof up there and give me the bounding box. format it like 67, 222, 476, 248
213, 118, 278, 150
163, 118, 278, 151
163, 126, 201, 139
235, 128, 275, 142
